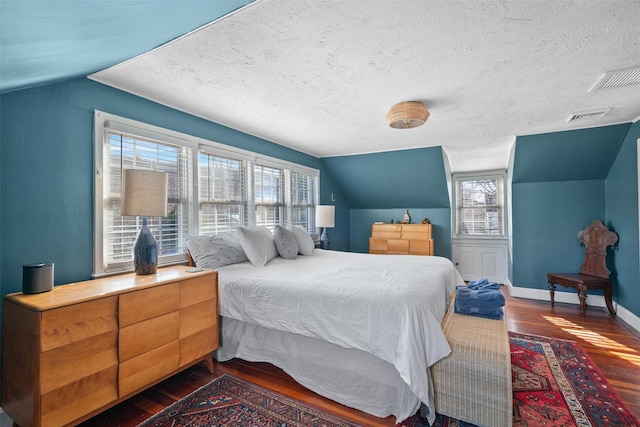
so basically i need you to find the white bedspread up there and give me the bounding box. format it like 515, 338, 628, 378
217, 249, 463, 422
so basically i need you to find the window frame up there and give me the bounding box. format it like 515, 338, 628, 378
94, 111, 319, 277
452, 171, 506, 239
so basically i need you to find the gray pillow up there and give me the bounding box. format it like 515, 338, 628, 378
291, 225, 315, 255
237, 227, 279, 266
274, 225, 299, 260
186, 233, 247, 269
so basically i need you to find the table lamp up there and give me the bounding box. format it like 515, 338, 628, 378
315, 205, 335, 250
121, 169, 168, 275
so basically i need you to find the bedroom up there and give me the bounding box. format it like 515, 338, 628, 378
1, 1, 640, 426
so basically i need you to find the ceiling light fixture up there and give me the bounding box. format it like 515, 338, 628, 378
385, 101, 430, 129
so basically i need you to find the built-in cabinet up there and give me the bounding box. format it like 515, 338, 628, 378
369, 223, 434, 255
2, 266, 218, 427
452, 239, 508, 284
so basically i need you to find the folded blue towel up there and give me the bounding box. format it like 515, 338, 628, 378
468, 277, 489, 287
466, 278, 500, 290
455, 287, 505, 307
454, 298, 504, 320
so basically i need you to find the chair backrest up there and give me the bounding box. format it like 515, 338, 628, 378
578, 220, 618, 278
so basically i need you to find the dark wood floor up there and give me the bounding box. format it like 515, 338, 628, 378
69, 288, 640, 426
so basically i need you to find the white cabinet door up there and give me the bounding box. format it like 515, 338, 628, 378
453, 239, 508, 284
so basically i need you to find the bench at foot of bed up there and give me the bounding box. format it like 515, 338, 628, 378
428, 299, 512, 427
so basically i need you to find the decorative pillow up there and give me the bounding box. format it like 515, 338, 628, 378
186, 233, 247, 269
237, 227, 279, 266
291, 225, 315, 256
274, 225, 299, 260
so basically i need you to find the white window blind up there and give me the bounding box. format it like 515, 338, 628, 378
455, 174, 504, 236
254, 164, 288, 231
102, 129, 191, 273
291, 170, 319, 235
198, 151, 248, 235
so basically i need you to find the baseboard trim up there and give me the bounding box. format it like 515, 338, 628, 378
505, 278, 640, 334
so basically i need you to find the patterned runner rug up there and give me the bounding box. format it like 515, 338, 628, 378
406, 332, 639, 427
136, 373, 360, 427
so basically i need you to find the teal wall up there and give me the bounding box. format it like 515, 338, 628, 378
605, 121, 640, 315
512, 180, 605, 290
0, 78, 321, 295
321, 147, 452, 254
511, 124, 638, 316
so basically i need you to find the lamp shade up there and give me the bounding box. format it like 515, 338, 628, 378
385, 101, 430, 129
121, 169, 168, 217
316, 205, 335, 228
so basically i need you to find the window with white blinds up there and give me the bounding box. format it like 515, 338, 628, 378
94, 111, 320, 276
198, 152, 248, 235
101, 130, 191, 272
454, 173, 505, 237
291, 170, 318, 234
254, 164, 287, 231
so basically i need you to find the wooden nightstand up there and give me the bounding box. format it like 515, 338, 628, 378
2, 266, 218, 427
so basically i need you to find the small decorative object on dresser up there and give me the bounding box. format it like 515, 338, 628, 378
1, 266, 218, 427
422, 218, 429, 224
402, 209, 411, 224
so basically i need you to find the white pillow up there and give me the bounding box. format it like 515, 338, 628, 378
186, 233, 247, 269
274, 225, 299, 260
237, 227, 279, 266
291, 225, 315, 256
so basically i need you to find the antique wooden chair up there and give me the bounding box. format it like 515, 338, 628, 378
547, 220, 618, 316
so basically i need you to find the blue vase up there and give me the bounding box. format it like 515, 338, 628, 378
133, 217, 158, 275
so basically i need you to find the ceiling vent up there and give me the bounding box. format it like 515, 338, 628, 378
588, 66, 640, 92
567, 108, 611, 123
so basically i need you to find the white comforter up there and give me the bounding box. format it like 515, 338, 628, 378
217, 250, 463, 422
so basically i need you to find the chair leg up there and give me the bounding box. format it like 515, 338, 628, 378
549, 283, 556, 306
604, 282, 616, 316
577, 285, 587, 315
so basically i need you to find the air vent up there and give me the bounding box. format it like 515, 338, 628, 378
567, 108, 611, 123
588, 66, 640, 92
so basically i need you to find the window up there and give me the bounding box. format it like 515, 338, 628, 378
94, 111, 319, 276
197, 151, 248, 235
254, 164, 287, 230
454, 173, 505, 237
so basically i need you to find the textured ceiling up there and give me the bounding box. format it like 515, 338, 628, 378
4, 1, 640, 173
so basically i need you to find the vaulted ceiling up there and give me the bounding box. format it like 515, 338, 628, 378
2, 0, 639, 172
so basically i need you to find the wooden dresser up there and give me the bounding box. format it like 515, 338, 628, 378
2, 266, 218, 427
369, 223, 434, 256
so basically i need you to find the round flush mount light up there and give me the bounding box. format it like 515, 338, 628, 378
385, 101, 430, 129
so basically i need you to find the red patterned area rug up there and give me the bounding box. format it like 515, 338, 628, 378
405, 332, 639, 427
136, 373, 360, 427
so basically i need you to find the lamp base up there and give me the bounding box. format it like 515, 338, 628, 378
133, 218, 158, 275
320, 227, 330, 250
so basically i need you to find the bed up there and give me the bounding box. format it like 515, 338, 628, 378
186, 227, 464, 424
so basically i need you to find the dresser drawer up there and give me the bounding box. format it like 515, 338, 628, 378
180, 326, 218, 367
41, 297, 118, 352
41, 330, 118, 395
180, 275, 218, 308
410, 240, 431, 254
180, 299, 217, 339
119, 341, 180, 397
387, 239, 409, 252
41, 365, 118, 427
371, 224, 402, 239
119, 283, 179, 327
119, 311, 179, 362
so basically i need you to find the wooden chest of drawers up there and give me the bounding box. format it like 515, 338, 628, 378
2, 266, 218, 427
369, 223, 434, 255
